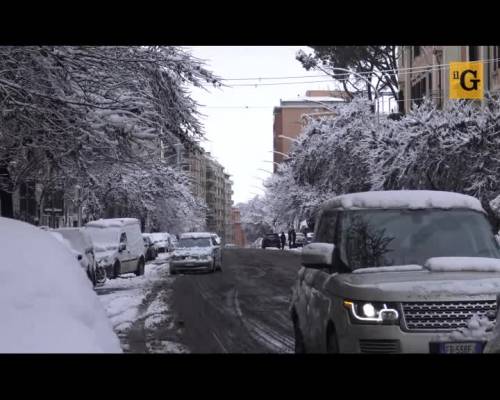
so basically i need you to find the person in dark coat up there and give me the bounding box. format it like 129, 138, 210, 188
280, 232, 286, 250
288, 227, 296, 249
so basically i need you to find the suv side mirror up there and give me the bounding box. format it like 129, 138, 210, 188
119, 243, 126, 252
301, 242, 335, 269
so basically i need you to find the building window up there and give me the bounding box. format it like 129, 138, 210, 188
413, 46, 421, 58
469, 46, 479, 61
411, 76, 427, 106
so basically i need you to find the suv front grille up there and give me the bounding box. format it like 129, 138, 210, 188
359, 339, 401, 353
402, 300, 497, 331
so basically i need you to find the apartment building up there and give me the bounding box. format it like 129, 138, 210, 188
223, 173, 234, 244
272, 90, 347, 171
180, 143, 207, 202
398, 46, 500, 113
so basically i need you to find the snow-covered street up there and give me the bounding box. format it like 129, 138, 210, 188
96, 253, 189, 353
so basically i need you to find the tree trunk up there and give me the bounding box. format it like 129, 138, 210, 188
0, 166, 14, 218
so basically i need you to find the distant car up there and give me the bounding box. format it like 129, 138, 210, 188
1, 217, 121, 352
49, 230, 103, 287
306, 232, 315, 244
142, 234, 158, 261
294, 232, 307, 248
84, 218, 145, 279
149, 232, 174, 253
225, 243, 237, 248
262, 233, 281, 249
53, 227, 105, 286
170, 232, 222, 274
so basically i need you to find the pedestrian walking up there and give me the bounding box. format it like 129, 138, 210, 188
280, 232, 286, 250
289, 227, 296, 249
288, 227, 293, 249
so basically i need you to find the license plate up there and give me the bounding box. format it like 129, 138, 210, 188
434, 342, 483, 354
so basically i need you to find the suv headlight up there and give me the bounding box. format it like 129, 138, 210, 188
343, 300, 399, 324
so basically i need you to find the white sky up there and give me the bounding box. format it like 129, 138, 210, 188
188, 46, 338, 205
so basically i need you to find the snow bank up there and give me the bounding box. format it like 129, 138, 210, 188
324, 190, 484, 213
353, 265, 424, 274
0, 217, 121, 353
97, 260, 170, 334
424, 257, 500, 272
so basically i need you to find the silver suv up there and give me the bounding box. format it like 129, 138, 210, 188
291, 190, 500, 354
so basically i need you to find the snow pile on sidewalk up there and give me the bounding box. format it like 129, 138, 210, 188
97, 260, 169, 333
0, 217, 121, 353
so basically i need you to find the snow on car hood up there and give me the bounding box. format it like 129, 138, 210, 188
95, 249, 117, 263
173, 247, 213, 257
319, 266, 500, 302
424, 257, 500, 272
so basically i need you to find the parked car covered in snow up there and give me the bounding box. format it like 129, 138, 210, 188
53, 227, 106, 287
48, 230, 99, 286
306, 232, 315, 244
0, 217, 121, 353
291, 190, 500, 354
84, 218, 145, 279
149, 232, 174, 253
294, 232, 307, 248
170, 232, 222, 274
142, 234, 158, 261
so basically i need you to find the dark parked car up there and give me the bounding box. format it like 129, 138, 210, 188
142, 234, 158, 261
262, 233, 281, 249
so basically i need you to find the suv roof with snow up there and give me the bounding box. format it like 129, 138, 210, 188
322, 190, 484, 213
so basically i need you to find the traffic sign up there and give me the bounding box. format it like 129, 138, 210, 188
449, 61, 483, 99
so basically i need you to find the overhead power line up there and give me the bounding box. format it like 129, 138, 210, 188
202, 58, 500, 88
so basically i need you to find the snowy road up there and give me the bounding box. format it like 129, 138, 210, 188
96, 253, 188, 353
96, 249, 301, 353
170, 248, 302, 353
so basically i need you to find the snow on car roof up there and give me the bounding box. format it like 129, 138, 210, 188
0, 217, 121, 353
85, 218, 140, 228
180, 232, 213, 239
323, 190, 484, 213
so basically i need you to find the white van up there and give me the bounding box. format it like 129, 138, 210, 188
84, 218, 145, 279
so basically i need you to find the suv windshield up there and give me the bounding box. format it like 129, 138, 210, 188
338, 209, 500, 270
178, 238, 211, 248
